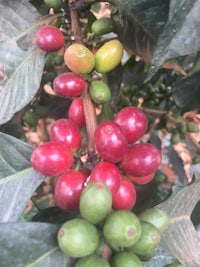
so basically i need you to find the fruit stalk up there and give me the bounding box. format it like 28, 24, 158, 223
82, 83, 98, 158
68, 1, 98, 157
69, 0, 84, 44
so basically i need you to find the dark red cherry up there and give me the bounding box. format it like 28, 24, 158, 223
54, 170, 87, 211
49, 118, 82, 152
94, 121, 128, 163
36, 25, 64, 52
68, 97, 86, 128
112, 177, 137, 210
30, 141, 73, 176
128, 172, 155, 185
121, 143, 162, 177
89, 161, 121, 199
53, 72, 86, 98
114, 107, 148, 144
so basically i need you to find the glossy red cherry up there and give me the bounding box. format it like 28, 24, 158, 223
36, 25, 64, 52
112, 177, 137, 210
54, 170, 87, 211
121, 143, 162, 177
114, 107, 148, 144
49, 118, 82, 152
68, 97, 86, 128
53, 72, 86, 98
94, 121, 128, 163
30, 141, 73, 176
89, 161, 121, 199
128, 172, 155, 185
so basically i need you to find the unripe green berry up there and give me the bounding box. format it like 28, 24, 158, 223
89, 80, 111, 104
186, 122, 199, 133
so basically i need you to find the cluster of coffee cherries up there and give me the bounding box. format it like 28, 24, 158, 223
31, 18, 168, 266
58, 199, 169, 266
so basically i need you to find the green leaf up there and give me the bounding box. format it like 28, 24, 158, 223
173, 70, 200, 111
32, 206, 80, 224
0, 222, 75, 267
112, 0, 169, 62
107, 63, 123, 110
0, 133, 44, 222
0, 132, 33, 178
166, 146, 188, 186
157, 179, 200, 267
147, 0, 200, 80
143, 245, 178, 267
0, 0, 46, 125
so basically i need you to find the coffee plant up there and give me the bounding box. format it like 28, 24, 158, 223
1, 1, 200, 266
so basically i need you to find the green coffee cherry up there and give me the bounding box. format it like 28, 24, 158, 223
138, 208, 169, 233
192, 154, 200, 164
136, 250, 154, 261
98, 102, 114, 123
44, 0, 63, 10
57, 218, 99, 258
44, 54, 54, 71
89, 80, 111, 104
91, 17, 115, 36
186, 122, 199, 133
74, 254, 110, 267
23, 110, 38, 128
34, 104, 50, 118
171, 132, 181, 144
54, 54, 64, 66
179, 122, 187, 134
128, 221, 161, 256
103, 210, 142, 248
79, 182, 112, 224
110, 252, 143, 267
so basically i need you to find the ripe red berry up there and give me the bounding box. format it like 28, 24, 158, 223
121, 143, 162, 177
128, 172, 155, 185
53, 72, 86, 98
54, 170, 87, 211
112, 177, 137, 210
114, 107, 148, 144
30, 141, 73, 176
94, 121, 128, 163
68, 97, 86, 128
89, 161, 121, 199
36, 25, 64, 52
49, 118, 82, 152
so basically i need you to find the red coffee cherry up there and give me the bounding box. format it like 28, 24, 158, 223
114, 107, 148, 144
36, 25, 64, 52
89, 161, 121, 199
68, 97, 86, 128
128, 172, 155, 185
94, 121, 128, 163
112, 177, 137, 211
30, 141, 73, 176
54, 170, 87, 211
49, 118, 82, 152
121, 143, 162, 177
53, 72, 86, 98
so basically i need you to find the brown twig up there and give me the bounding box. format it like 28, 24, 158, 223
68, 0, 84, 44
141, 107, 168, 116
82, 83, 98, 158
68, 0, 98, 157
